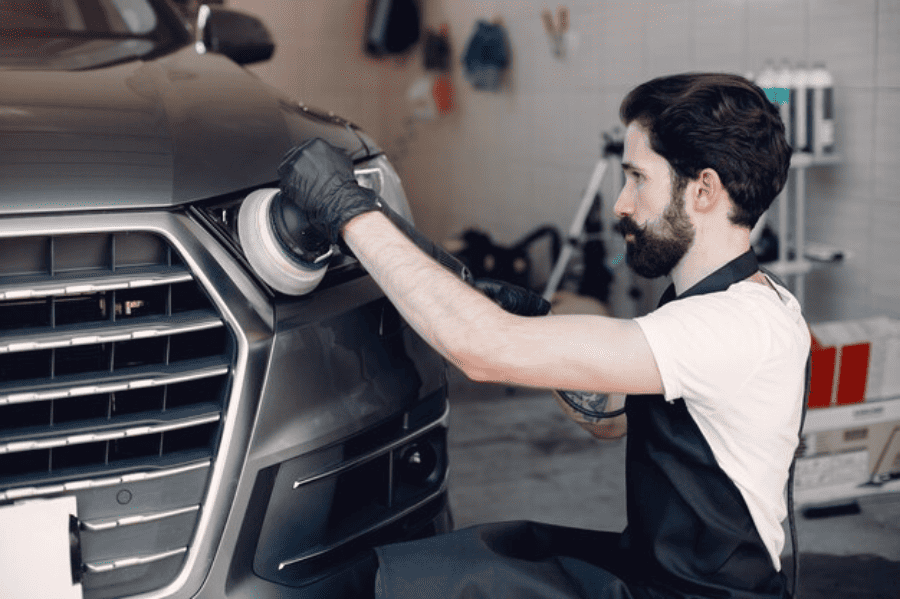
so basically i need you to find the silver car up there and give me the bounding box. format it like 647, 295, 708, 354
0, 1, 451, 597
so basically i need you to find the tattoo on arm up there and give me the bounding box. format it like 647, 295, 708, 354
556, 390, 624, 423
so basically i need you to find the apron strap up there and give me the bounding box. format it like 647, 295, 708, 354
658, 249, 760, 307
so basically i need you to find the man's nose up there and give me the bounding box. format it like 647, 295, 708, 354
614, 183, 633, 219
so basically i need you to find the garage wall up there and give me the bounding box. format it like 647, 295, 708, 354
232, 0, 899, 323
231, 0, 414, 147
401, 0, 899, 323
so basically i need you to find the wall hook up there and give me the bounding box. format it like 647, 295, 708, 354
542, 6, 569, 59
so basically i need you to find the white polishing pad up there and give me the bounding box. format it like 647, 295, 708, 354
238, 188, 328, 296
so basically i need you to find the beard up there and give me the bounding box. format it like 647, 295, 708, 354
615, 185, 695, 279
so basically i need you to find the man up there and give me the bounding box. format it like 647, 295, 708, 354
276, 73, 810, 598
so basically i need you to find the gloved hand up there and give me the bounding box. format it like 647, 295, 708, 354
269, 198, 334, 267
474, 279, 551, 317
275, 138, 382, 244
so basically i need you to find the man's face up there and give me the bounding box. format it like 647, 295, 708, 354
613, 123, 695, 279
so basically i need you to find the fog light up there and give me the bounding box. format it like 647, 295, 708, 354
398, 442, 438, 485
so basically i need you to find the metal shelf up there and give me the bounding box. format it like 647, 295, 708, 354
795, 476, 900, 507
790, 152, 841, 168
769, 154, 841, 307
767, 259, 815, 278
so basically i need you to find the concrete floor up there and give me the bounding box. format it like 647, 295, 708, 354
444, 373, 900, 598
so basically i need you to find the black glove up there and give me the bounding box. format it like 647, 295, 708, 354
276, 138, 382, 244
474, 278, 551, 317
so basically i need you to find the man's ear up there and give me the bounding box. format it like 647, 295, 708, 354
691, 168, 725, 213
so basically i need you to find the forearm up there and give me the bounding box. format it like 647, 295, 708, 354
342, 213, 662, 396
341, 211, 512, 375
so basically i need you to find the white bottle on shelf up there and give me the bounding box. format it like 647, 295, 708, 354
754, 61, 776, 102
755, 61, 775, 88
810, 63, 835, 158
774, 60, 794, 146
791, 63, 811, 153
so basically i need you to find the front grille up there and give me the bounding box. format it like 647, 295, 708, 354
0, 231, 233, 599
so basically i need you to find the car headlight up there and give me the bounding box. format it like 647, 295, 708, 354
194, 152, 413, 294
354, 154, 414, 223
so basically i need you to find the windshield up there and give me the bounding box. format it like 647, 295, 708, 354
0, 0, 188, 69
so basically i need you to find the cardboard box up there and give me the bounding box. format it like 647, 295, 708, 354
794, 449, 869, 491
795, 419, 900, 502
805, 419, 900, 481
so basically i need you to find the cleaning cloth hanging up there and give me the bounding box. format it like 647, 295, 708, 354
462, 20, 510, 91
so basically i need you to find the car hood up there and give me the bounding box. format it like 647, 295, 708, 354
0, 46, 375, 214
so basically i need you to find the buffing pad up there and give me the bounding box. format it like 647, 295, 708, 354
237, 188, 330, 296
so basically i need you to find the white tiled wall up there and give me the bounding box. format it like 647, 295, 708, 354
237, 0, 898, 322
234, 0, 412, 145
399, 0, 900, 322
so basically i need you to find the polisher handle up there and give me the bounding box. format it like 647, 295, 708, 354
378, 201, 475, 285
377, 202, 550, 317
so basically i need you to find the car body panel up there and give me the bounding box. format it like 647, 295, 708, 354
0, 47, 374, 213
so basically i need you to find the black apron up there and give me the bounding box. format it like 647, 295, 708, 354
374, 250, 795, 599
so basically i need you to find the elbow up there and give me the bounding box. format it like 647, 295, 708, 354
439, 308, 520, 385
442, 328, 506, 385
462, 363, 499, 385
446, 345, 497, 384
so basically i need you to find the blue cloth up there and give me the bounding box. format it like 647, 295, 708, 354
462, 20, 510, 91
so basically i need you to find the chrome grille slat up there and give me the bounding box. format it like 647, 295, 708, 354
277, 481, 448, 570
81, 505, 200, 532
0, 357, 230, 405
0, 402, 221, 444
0, 267, 194, 301
0, 310, 222, 353
0, 461, 210, 501
292, 414, 447, 490
84, 547, 188, 574
0, 413, 221, 455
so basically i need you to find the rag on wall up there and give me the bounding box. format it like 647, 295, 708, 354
462, 20, 510, 91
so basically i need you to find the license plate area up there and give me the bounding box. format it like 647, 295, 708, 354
0, 495, 82, 598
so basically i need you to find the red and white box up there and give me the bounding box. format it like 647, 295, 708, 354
808, 317, 900, 407
795, 318, 900, 503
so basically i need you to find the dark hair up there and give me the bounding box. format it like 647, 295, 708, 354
619, 73, 792, 228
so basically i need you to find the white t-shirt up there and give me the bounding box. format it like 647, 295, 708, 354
634, 275, 810, 571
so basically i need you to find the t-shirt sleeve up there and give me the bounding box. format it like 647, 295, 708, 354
634, 293, 767, 404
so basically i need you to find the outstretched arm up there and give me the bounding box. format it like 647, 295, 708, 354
342, 211, 663, 396
274, 137, 663, 397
